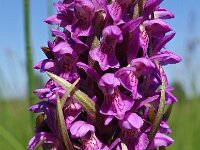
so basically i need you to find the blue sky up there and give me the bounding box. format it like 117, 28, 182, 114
0, 0, 200, 99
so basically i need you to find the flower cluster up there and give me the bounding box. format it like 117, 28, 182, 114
28, 0, 181, 150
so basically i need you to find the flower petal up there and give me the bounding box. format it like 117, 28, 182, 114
151, 133, 174, 148
144, 0, 163, 19
151, 50, 182, 66
76, 62, 100, 82
98, 73, 120, 95
144, 19, 172, 38
33, 59, 55, 73
154, 7, 174, 19
119, 112, 144, 129
100, 89, 134, 120
107, 0, 131, 24
27, 132, 59, 150
122, 17, 143, 34
152, 32, 176, 55
115, 67, 140, 99
90, 25, 122, 70
70, 121, 95, 138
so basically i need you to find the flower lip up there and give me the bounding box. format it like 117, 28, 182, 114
98, 73, 120, 95
119, 112, 144, 130
102, 25, 123, 42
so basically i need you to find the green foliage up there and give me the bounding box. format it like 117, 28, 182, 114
0, 100, 32, 150
148, 77, 166, 147
168, 100, 200, 150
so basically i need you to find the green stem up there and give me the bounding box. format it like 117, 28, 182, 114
23, 0, 35, 128
147, 74, 166, 148
56, 94, 74, 150
138, 0, 146, 16
133, 0, 146, 18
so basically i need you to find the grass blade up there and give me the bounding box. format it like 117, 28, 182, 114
0, 126, 24, 150
56, 94, 74, 150
147, 76, 166, 148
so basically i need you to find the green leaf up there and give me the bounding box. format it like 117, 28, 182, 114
36, 113, 45, 131
60, 78, 80, 108
148, 76, 166, 147
56, 93, 74, 150
164, 104, 173, 121
47, 72, 98, 121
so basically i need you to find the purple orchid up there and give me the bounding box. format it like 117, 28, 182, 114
28, 0, 181, 149
107, 0, 131, 25
117, 113, 149, 150
28, 132, 60, 150
98, 73, 135, 122
70, 121, 109, 150
89, 25, 123, 71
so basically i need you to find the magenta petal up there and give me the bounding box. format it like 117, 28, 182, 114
127, 29, 140, 63
135, 133, 149, 150
104, 115, 114, 125
102, 25, 123, 42
119, 112, 144, 129
160, 120, 172, 134
64, 99, 82, 129
50, 29, 67, 40
70, 121, 95, 138
121, 130, 149, 150
109, 138, 121, 150
29, 101, 56, 133
107, 0, 130, 24
165, 88, 177, 104
151, 133, 174, 148
33, 88, 50, 94
151, 50, 182, 65
130, 58, 156, 75
144, 0, 163, 18
44, 13, 75, 28
33, 59, 55, 72
71, 0, 95, 38
91, 0, 106, 11
100, 89, 134, 120
98, 73, 120, 95
89, 46, 120, 71
154, 7, 174, 19
115, 67, 139, 98
144, 19, 172, 38
133, 94, 160, 110
90, 25, 122, 71
76, 62, 100, 82
122, 17, 143, 34
27, 132, 59, 150
75, 0, 95, 12
83, 134, 109, 150
152, 32, 176, 55
71, 18, 93, 38
54, 1, 75, 13
52, 42, 78, 58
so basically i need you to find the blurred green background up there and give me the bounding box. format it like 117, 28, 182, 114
0, 0, 200, 149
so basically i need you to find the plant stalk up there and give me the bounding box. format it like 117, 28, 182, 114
23, 0, 35, 129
